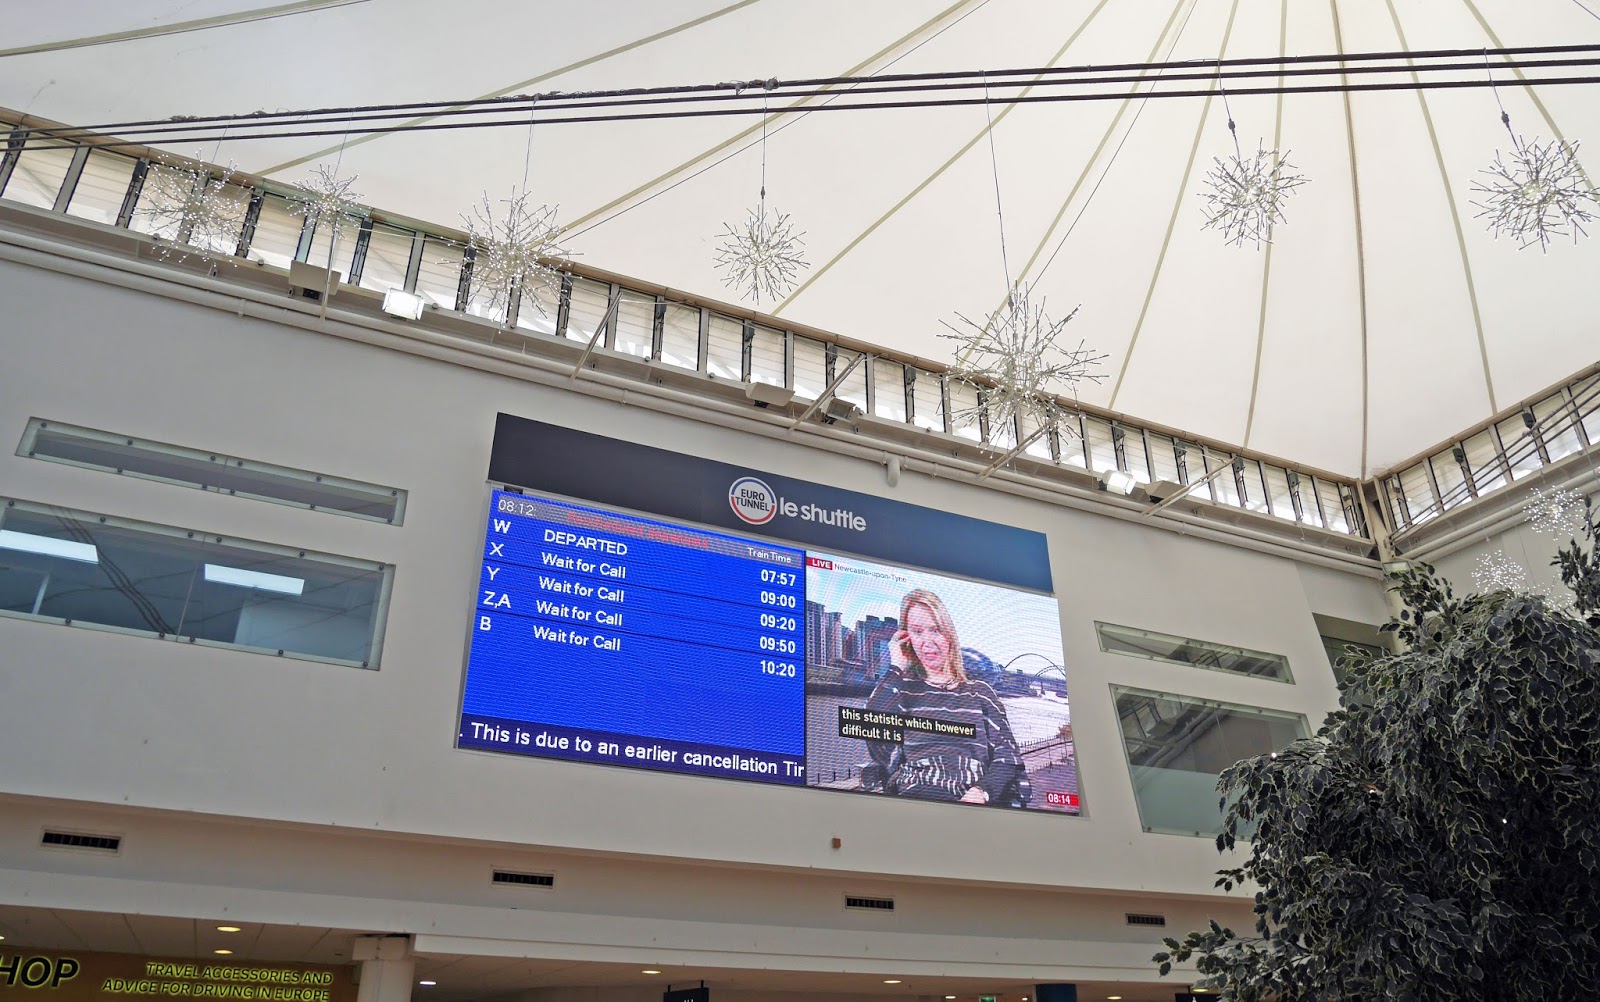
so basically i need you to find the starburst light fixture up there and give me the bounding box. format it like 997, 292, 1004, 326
1470, 134, 1599, 251
940, 285, 1106, 433
461, 188, 570, 325
137, 154, 242, 265
1199, 143, 1309, 249
290, 164, 363, 231
1473, 551, 1529, 593
1525, 486, 1588, 539
713, 204, 808, 304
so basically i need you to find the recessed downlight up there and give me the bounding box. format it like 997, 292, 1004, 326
216, 926, 242, 933
213, 950, 233, 956
642, 971, 662, 976
1108, 997, 1123, 1000
418, 982, 437, 987
883, 980, 902, 985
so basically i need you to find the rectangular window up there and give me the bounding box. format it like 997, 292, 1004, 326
513, 274, 564, 337
871, 358, 908, 422
416, 236, 466, 311
1147, 435, 1181, 484
659, 303, 700, 371
792, 336, 828, 400
611, 290, 656, 360
1428, 450, 1469, 510
1018, 408, 1055, 461
1112, 685, 1308, 836
1179, 442, 1214, 501
748, 324, 787, 387
987, 401, 1018, 450
65, 151, 137, 225
240, 192, 303, 270
909, 369, 945, 433
356, 222, 414, 296
1119, 427, 1152, 484
1261, 464, 1296, 521
1, 143, 74, 208
0, 499, 392, 667
303, 215, 362, 275
1496, 415, 1543, 480
705, 314, 744, 380
1096, 622, 1294, 682
1236, 458, 1269, 514
1058, 414, 1089, 468
1315, 478, 1352, 534
19, 419, 406, 524
1211, 457, 1243, 509
565, 277, 613, 347
1395, 463, 1438, 525
1533, 390, 1584, 464
834, 348, 869, 413
1083, 416, 1117, 474
946, 379, 982, 441
1461, 429, 1507, 496
1576, 376, 1600, 445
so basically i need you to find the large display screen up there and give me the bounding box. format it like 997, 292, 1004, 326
459, 486, 1081, 814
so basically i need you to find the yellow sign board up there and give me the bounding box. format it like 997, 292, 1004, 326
0, 950, 355, 1002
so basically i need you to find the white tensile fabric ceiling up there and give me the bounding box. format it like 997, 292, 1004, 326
3, 0, 1598, 478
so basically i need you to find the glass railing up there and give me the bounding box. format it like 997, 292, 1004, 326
0, 121, 1369, 538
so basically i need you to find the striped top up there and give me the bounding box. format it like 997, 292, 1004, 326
862, 672, 1023, 804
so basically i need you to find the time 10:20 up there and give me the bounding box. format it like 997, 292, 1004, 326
761, 660, 797, 677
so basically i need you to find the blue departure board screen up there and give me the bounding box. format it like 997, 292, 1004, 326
459, 486, 1082, 814
460, 490, 809, 783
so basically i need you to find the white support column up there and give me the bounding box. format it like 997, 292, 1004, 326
353, 936, 414, 1002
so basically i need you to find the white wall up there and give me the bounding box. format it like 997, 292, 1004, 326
0, 254, 1382, 917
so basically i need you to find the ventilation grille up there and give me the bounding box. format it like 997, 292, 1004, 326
41, 830, 121, 853
492, 869, 554, 888
1126, 913, 1167, 927
845, 895, 896, 912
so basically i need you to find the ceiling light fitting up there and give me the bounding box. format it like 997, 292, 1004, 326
138, 153, 241, 267
714, 88, 808, 304
1199, 72, 1308, 248
1526, 486, 1587, 538
942, 286, 1105, 436
462, 188, 570, 327
290, 164, 362, 232
1471, 53, 1598, 251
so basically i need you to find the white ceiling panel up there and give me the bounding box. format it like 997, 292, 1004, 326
3, 0, 1598, 477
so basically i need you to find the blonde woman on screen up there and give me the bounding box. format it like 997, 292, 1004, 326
861, 589, 1027, 806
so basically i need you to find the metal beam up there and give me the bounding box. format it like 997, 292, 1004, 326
977, 422, 1053, 480
787, 353, 866, 430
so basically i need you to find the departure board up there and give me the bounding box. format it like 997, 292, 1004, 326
459, 490, 810, 784
458, 474, 1082, 815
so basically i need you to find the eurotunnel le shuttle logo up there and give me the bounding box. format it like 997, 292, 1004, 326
727, 476, 867, 532
729, 477, 778, 525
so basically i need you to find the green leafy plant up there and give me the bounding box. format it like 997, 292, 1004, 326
1153, 498, 1600, 1000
